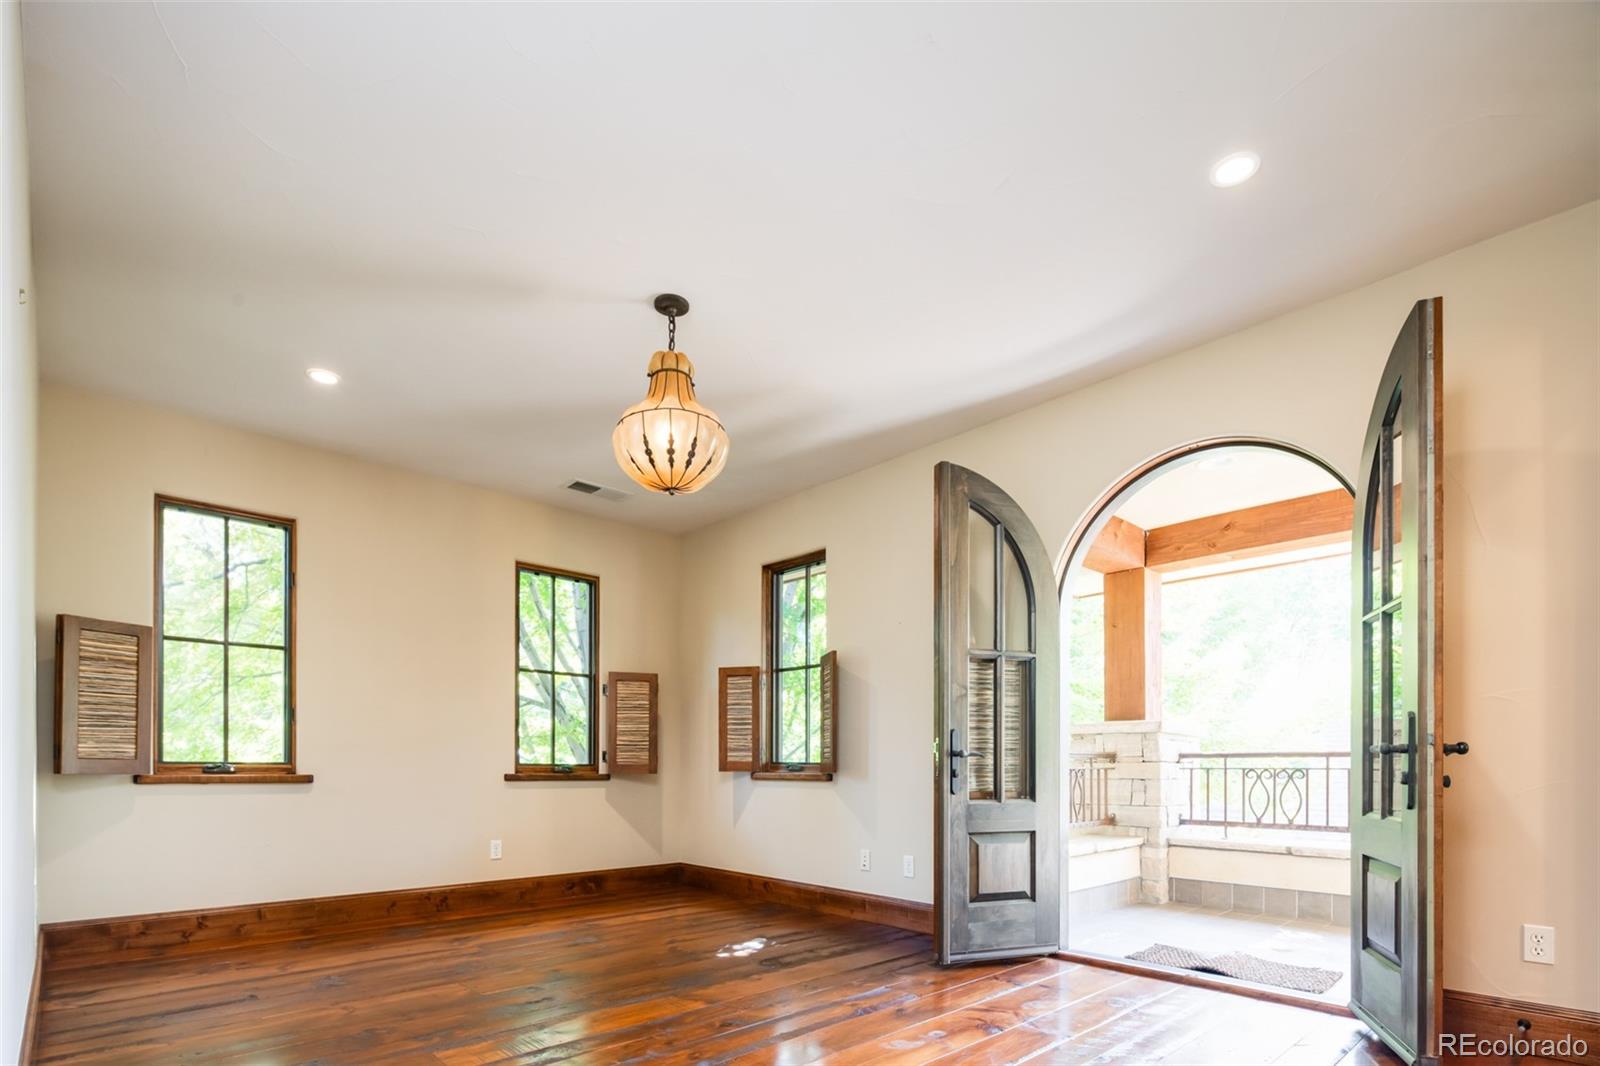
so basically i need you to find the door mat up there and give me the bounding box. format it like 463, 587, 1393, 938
1126, 943, 1343, 994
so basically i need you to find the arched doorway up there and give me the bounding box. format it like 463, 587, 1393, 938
1057, 439, 1357, 1005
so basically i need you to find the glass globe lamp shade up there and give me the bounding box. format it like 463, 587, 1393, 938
612, 349, 730, 495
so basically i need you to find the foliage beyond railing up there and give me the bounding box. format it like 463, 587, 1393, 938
1179, 751, 1350, 833
1069, 753, 1115, 828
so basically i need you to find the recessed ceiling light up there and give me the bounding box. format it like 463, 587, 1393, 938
306, 368, 341, 386
1209, 151, 1260, 188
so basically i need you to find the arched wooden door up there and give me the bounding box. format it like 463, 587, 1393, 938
1349, 297, 1448, 1064
934, 462, 1061, 963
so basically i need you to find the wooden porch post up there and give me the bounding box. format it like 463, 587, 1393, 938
1104, 567, 1161, 721
1084, 516, 1162, 721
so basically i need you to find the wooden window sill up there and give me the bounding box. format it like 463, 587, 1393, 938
751, 769, 834, 782
504, 770, 611, 782
133, 773, 314, 785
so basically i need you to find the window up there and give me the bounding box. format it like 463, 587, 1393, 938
760, 551, 829, 773
513, 563, 600, 778
155, 496, 295, 772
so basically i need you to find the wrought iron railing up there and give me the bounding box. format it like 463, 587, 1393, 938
1069, 753, 1115, 828
1179, 751, 1350, 833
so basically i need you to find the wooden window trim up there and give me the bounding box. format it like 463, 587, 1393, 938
151, 495, 301, 779
504, 770, 611, 782
751, 770, 834, 782
513, 561, 601, 779
757, 549, 832, 779
134, 773, 314, 785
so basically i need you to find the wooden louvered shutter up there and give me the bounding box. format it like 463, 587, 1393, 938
607, 672, 658, 774
817, 650, 839, 775
54, 614, 153, 775
718, 666, 758, 771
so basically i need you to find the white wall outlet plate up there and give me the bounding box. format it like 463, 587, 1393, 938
489, 839, 503, 861
902, 854, 915, 878
858, 848, 871, 872
1522, 924, 1555, 964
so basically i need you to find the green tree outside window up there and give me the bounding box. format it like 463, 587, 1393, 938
158, 501, 291, 764
516, 567, 596, 767
773, 559, 826, 763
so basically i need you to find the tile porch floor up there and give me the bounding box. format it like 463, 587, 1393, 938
1068, 899, 1352, 1005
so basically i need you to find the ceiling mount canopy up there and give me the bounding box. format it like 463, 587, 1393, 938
652, 292, 690, 320
611, 294, 730, 496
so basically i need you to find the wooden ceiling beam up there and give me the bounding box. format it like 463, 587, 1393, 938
1144, 489, 1354, 572
1082, 515, 1146, 574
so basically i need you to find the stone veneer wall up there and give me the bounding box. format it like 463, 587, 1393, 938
1070, 721, 1197, 904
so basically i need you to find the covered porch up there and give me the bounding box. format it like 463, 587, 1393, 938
1063, 463, 1355, 1002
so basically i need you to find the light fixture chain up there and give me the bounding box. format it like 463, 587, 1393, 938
667, 313, 676, 352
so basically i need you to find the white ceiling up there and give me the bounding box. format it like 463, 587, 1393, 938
21, 3, 1599, 533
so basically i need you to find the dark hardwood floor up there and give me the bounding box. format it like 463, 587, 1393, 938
35, 886, 1401, 1064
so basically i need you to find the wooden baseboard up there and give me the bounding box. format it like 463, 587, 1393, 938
678, 863, 933, 934
40, 863, 933, 965
1443, 989, 1600, 1066
41, 862, 684, 967
17, 928, 41, 1066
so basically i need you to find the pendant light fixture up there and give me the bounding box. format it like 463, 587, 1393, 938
612, 294, 730, 495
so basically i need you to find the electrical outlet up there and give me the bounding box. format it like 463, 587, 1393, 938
489, 839, 503, 861
858, 848, 871, 872
1523, 924, 1555, 964
902, 854, 915, 878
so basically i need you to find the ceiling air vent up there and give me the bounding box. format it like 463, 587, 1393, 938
565, 480, 629, 502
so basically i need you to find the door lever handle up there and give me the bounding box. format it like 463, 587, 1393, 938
948, 728, 966, 796
1369, 742, 1412, 755
1443, 741, 1469, 756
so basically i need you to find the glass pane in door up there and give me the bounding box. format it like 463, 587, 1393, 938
1390, 422, 1404, 601
1382, 390, 1404, 815
969, 508, 996, 650
1002, 536, 1031, 653
1390, 602, 1407, 809
1001, 658, 1031, 800
968, 657, 996, 801
1366, 618, 1382, 815
1366, 496, 1382, 614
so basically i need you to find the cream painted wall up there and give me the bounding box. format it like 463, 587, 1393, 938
668, 202, 1599, 1011
2, 0, 38, 1056
35, 386, 681, 923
